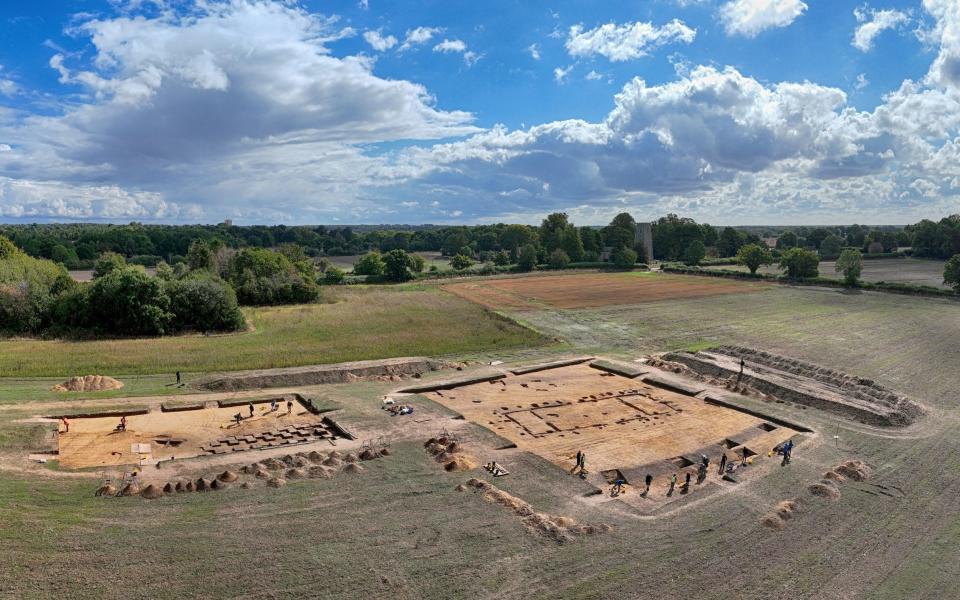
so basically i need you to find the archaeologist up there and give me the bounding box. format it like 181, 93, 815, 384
697, 462, 707, 484
234, 412, 243, 426
574, 450, 583, 473
668, 473, 677, 496
644, 473, 653, 496
116, 416, 127, 432
611, 477, 625, 496
176, 371, 181, 386
578, 452, 587, 477
248, 402, 255, 419
60, 417, 69, 434
287, 398, 293, 415
718, 453, 728, 475
270, 399, 278, 412
781, 439, 794, 466
683, 472, 691, 493
737, 358, 745, 383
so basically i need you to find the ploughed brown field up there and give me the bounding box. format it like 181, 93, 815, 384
444, 272, 766, 310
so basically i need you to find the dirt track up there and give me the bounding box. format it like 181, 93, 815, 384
445, 272, 765, 309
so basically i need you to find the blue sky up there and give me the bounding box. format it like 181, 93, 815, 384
0, 0, 957, 225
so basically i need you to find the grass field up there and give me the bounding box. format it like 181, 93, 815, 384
705, 257, 949, 288
3, 274, 960, 598
0, 286, 545, 378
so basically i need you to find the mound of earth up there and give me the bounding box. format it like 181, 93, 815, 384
455, 484, 468, 492
210, 479, 226, 490
465, 479, 610, 542
255, 469, 271, 479
344, 463, 364, 474
162, 483, 175, 494
835, 460, 871, 481
267, 477, 286, 488
444, 455, 478, 472
52, 375, 123, 393
195, 478, 211, 492
95, 484, 117, 497
322, 456, 342, 468
380, 448, 392, 456
141, 484, 164, 499
309, 466, 334, 479
761, 513, 785, 529
809, 481, 841, 500
665, 346, 924, 426
775, 499, 800, 520
218, 471, 239, 483
118, 482, 141, 497
185, 481, 196, 492
358, 449, 380, 461
342, 453, 358, 464
308, 451, 324, 463
286, 468, 306, 479
240, 482, 252, 489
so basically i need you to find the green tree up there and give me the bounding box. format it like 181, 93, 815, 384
0, 235, 17, 259
559, 227, 584, 262
835, 248, 863, 286
548, 249, 570, 268
93, 252, 127, 279
450, 254, 474, 270
612, 247, 638, 269
87, 267, 172, 335
736, 244, 773, 275
155, 260, 175, 281
383, 249, 417, 282
227, 248, 319, 305
353, 252, 386, 276
323, 266, 346, 284
166, 275, 245, 332
186, 239, 215, 272
410, 253, 426, 273
943, 254, 960, 291
684, 240, 706, 266
776, 231, 799, 250
819, 235, 843, 260
779, 248, 820, 278
718, 227, 744, 257
517, 244, 538, 272
493, 250, 511, 266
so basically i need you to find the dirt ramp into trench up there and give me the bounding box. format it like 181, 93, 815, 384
665, 346, 923, 427
193, 357, 447, 392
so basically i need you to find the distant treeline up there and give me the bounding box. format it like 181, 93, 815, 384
0, 214, 957, 271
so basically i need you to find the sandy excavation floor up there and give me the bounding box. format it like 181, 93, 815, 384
57, 400, 327, 469
426, 363, 799, 496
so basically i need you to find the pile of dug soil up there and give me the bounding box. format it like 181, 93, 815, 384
286, 468, 306, 479
358, 449, 380, 461
760, 513, 786, 529
185, 481, 196, 492
261, 458, 284, 470
322, 456, 342, 468
240, 482, 252, 489
455, 484, 468, 492
255, 469, 270, 479
141, 484, 164, 499
210, 479, 227, 490
308, 466, 334, 479
162, 483, 175, 494
342, 453, 358, 464
308, 451, 325, 463
808, 481, 841, 499
380, 448, 392, 456
118, 482, 141, 497
823, 470, 845, 482
195, 478, 211, 492
267, 477, 286, 488
51, 375, 124, 392
835, 460, 871, 481
218, 471, 239, 483
444, 455, 478, 472
95, 484, 117, 497
775, 499, 800, 520
465, 478, 611, 542
343, 463, 364, 474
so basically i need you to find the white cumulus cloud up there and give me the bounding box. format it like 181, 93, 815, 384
363, 29, 397, 52
853, 7, 910, 52
565, 19, 696, 61
720, 0, 808, 38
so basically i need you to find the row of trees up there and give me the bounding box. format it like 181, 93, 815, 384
732, 243, 864, 285
0, 234, 324, 337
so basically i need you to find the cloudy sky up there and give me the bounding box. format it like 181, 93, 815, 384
0, 0, 957, 225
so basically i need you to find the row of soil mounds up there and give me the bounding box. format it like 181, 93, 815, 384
96, 448, 389, 498
193, 357, 448, 392
424, 436, 478, 472
665, 346, 923, 427
761, 459, 873, 530
459, 478, 612, 543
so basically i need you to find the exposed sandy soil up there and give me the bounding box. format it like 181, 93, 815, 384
51, 375, 123, 392
422, 362, 800, 512
445, 272, 765, 310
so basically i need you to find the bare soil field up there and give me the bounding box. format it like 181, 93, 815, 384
445, 272, 766, 309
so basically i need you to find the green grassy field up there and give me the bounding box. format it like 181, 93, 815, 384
0, 286, 546, 378
2, 277, 960, 598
